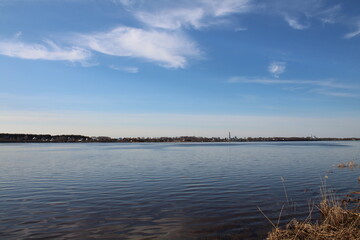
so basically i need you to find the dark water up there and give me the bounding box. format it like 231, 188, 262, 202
1, 142, 359, 239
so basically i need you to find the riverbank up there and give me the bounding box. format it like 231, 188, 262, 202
1, 133, 359, 143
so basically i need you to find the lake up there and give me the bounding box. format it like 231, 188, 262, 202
1, 142, 359, 239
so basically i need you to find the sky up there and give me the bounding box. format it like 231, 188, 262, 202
0, 0, 359, 138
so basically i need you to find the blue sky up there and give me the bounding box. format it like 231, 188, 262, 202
0, 0, 359, 137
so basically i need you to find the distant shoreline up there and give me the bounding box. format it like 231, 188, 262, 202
1, 133, 359, 143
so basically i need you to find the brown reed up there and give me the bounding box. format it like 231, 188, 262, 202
266, 184, 360, 240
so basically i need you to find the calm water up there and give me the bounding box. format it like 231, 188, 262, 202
1, 142, 360, 239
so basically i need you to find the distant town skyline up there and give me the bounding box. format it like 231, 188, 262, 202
0, 0, 359, 137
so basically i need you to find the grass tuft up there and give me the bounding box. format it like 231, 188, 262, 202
337, 161, 358, 168
266, 179, 360, 240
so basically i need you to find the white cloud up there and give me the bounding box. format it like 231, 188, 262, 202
229, 76, 358, 98
228, 76, 356, 89
344, 21, 360, 39
229, 77, 296, 84
264, 0, 342, 30
0, 0, 352, 69
123, 0, 252, 30
315, 4, 341, 24
0, 39, 92, 63
116, 0, 134, 6
109, 65, 139, 73
14, 31, 22, 38
201, 0, 252, 17
268, 61, 286, 77
135, 8, 205, 30
283, 15, 310, 30
234, 27, 248, 32
122, 0, 343, 32
74, 26, 201, 68
344, 29, 360, 39
312, 89, 359, 98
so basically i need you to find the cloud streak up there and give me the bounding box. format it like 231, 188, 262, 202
122, 0, 252, 30
283, 15, 310, 30
228, 76, 356, 90
311, 89, 360, 98
229, 76, 359, 98
120, 0, 346, 35
135, 8, 205, 30
109, 65, 139, 73
264, 0, 342, 30
73, 26, 201, 68
0, 26, 201, 69
0, 39, 91, 63
0, 0, 355, 69
344, 20, 360, 39
268, 61, 286, 77
315, 4, 342, 24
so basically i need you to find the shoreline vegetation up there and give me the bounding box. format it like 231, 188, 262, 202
267, 196, 360, 240
267, 187, 360, 240
267, 164, 360, 240
0, 133, 359, 143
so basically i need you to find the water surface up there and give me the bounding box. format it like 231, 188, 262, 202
1, 141, 359, 239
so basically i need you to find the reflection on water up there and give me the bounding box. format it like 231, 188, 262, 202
0, 142, 359, 239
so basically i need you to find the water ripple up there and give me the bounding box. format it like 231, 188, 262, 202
0, 141, 359, 239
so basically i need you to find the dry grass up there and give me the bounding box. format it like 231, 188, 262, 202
338, 161, 358, 168
266, 190, 360, 240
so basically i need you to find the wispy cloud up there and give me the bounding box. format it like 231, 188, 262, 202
315, 4, 342, 24
73, 26, 201, 68
234, 27, 248, 32
229, 76, 359, 98
344, 20, 360, 39
0, 39, 92, 63
121, 0, 252, 30
268, 61, 286, 77
203, 0, 252, 17
0, 0, 354, 70
122, 0, 351, 39
283, 14, 310, 30
14, 31, 22, 38
109, 65, 139, 73
345, 28, 360, 39
228, 76, 356, 89
135, 8, 205, 30
312, 89, 360, 98
265, 0, 342, 30
122, 0, 344, 34
116, 0, 134, 6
